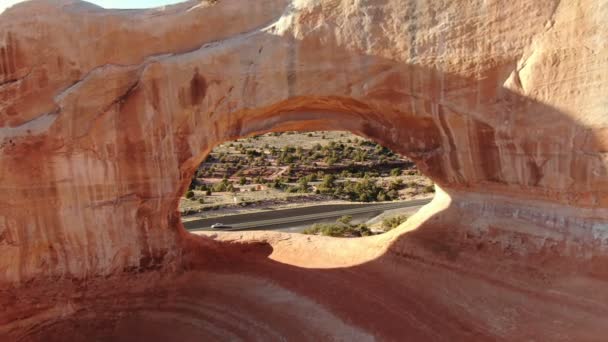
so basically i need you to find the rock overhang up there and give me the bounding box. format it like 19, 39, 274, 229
1, 0, 607, 340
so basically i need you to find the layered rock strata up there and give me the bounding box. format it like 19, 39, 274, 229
0, 0, 607, 340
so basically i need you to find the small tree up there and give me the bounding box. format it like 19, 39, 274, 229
297, 177, 309, 193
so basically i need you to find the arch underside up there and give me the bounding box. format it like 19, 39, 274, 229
1, 0, 607, 340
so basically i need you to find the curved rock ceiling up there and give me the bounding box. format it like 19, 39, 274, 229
1, 0, 607, 340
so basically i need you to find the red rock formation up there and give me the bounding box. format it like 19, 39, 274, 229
1, 0, 607, 340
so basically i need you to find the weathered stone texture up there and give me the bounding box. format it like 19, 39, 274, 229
0, 0, 607, 340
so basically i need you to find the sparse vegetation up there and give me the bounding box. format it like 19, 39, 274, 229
303, 216, 372, 237
382, 215, 408, 231
179, 131, 434, 218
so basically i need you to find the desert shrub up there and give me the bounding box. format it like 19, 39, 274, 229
355, 224, 372, 237
389, 179, 404, 191
185, 190, 194, 199
336, 177, 385, 202
270, 179, 283, 189
213, 178, 232, 192
325, 156, 337, 166
303, 223, 347, 237
390, 168, 402, 177
353, 150, 367, 162
387, 189, 399, 199
424, 184, 435, 193
302, 220, 372, 238
317, 174, 335, 194
337, 215, 352, 225
376, 192, 388, 201
297, 177, 310, 193
382, 215, 408, 231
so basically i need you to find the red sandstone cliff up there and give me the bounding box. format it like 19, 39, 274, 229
0, 0, 607, 340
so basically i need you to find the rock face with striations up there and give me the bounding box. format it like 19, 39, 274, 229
1, 0, 607, 340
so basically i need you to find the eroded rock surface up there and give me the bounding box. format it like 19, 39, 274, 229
0, 0, 607, 340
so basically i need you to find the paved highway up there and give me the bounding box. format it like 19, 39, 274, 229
185, 198, 432, 232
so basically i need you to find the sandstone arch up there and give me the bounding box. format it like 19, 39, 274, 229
1, 0, 607, 340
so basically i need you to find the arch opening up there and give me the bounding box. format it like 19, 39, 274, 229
170, 99, 447, 235
2, 0, 608, 339
180, 130, 435, 236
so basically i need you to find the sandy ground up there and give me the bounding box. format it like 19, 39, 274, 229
214, 131, 360, 152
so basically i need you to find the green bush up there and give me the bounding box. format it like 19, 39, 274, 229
337, 215, 352, 225
376, 192, 388, 201
297, 177, 310, 193
382, 215, 408, 231
302, 223, 347, 237
335, 177, 385, 202
271, 179, 283, 189
303, 217, 372, 237
302, 222, 372, 237
185, 190, 194, 199
389, 179, 403, 191
213, 178, 231, 192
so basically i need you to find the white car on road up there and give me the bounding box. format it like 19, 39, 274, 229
211, 223, 232, 229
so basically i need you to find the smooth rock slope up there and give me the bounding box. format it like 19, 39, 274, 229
0, 0, 607, 340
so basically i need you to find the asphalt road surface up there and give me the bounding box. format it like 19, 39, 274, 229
185, 198, 432, 232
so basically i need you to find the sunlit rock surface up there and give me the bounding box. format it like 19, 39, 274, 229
1, 0, 607, 340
